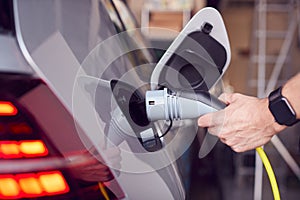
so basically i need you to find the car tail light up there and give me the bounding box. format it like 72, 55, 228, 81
0, 141, 20, 158
0, 171, 70, 199
18, 174, 43, 196
19, 140, 48, 157
8, 122, 33, 134
0, 99, 70, 199
0, 101, 49, 159
0, 175, 19, 198
38, 171, 69, 194
0, 101, 18, 116
0, 75, 121, 200
0, 140, 48, 158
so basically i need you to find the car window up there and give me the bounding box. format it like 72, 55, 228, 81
14, 0, 135, 127
15, 0, 156, 145
102, 0, 124, 32
110, 0, 155, 62
101, 0, 156, 83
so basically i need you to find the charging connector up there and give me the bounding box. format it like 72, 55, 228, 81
145, 88, 226, 121
145, 87, 281, 200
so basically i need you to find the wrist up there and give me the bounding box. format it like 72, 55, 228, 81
262, 98, 285, 133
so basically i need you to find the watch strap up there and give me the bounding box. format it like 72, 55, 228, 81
268, 86, 282, 102
268, 86, 299, 126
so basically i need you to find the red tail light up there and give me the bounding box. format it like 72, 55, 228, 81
37, 171, 70, 195
0, 175, 20, 199
0, 101, 18, 116
9, 122, 33, 134
0, 76, 121, 200
19, 140, 48, 157
0, 141, 20, 158
0, 171, 70, 199
0, 140, 48, 158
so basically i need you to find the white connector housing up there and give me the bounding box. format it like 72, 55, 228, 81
145, 88, 218, 121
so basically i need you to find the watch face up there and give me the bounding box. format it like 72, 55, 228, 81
271, 98, 296, 125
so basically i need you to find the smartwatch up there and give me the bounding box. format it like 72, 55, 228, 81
268, 86, 299, 126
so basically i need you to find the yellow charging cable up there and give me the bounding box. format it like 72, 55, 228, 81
98, 182, 110, 200
256, 147, 280, 200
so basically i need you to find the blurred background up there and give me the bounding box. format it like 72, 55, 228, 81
126, 0, 300, 199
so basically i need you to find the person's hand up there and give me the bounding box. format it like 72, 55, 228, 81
198, 93, 285, 152
70, 147, 121, 182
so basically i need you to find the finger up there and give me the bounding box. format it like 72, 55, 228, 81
223, 137, 241, 147
198, 113, 214, 127
220, 138, 226, 143
199, 110, 226, 127
232, 144, 253, 153
231, 139, 263, 153
207, 126, 222, 137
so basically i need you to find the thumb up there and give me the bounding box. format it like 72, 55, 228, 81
198, 113, 214, 127
218, 93, 234, 104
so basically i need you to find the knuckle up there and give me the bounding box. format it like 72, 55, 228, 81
226, 140, 235, 146
231, 93, 240, 99
232, 146, 242, 153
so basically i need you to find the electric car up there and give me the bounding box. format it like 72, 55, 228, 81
0, 0, 203, 199
0, 0, 231, 199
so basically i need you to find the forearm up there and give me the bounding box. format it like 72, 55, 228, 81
282, 73, 300, 119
